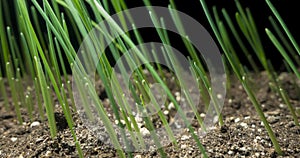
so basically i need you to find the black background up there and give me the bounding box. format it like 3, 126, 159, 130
3, 0, 300, 72
121, 0, 300, 71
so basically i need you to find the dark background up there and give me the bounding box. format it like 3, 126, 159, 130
3, 0, 300, 72
121, 0, 300, 71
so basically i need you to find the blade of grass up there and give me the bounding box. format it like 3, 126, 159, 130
25, 90, 34, 121
266, 29, 300, 80
0, 0, 10, 68
268, 16, 300, 66
221, 8, 259, 72
266, 0, 300, 56
0, 75, 9, 110
31, 6, 47, 50
199, 0, 283, 155
34, 56, 57, 138
6, 62, 23, 124
20, 32, 35, 79
34, 77, 45, 121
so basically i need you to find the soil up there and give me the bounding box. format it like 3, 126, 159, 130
0, 71, 300, 158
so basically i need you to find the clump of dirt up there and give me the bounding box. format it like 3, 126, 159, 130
0, 71, 299, 157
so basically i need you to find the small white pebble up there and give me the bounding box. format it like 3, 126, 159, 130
175, 121, 182, 129
120, 120, 126, 125
240, 122, 248, 128
175, 92, 180, 96
228, 150, 234, 155
135, 116, 143, 123
234, 118, 240, 123
30, 121, 40, 128
240, 147, 246, 151
268, 143, 272, 147
244, 116, 250, 119
134, 155, 142, 158
257, 128, 262, 132
256, 136, 261, 140
279, 103, 285, 108
213, 116, 219, 123
217, 94, 223, 99
140, 127, 150, 136
168, 102, 175, 110
176, 96, 181, 102
255, 153, 260, 157
200, 113, 206, 117
181, 135, 189, 141
253, 139, 257, 143
163, 110, 169, 115
251, 124, 256, 128
11, 137, 17, 142
181, 144, 187, 149
45, 151, 52, 157
228, 99, 233, 103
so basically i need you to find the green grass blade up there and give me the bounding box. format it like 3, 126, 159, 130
268, 16, 300, 66
6, 62, 23, 124
221, 8, 259, 72
34, 56, 57, 138
199, 0, 283, 155
34, 77, 45, 121
266, 0, 300, 56
266, 29, 300, 79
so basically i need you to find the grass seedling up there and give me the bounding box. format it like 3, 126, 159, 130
34, 56, 57, 138
0, 72, 9, 110
92, 1, 207, 156
266, 29, 300, 84
2, 0, 300, 157
199, 0, 283, 155
192, 62, 224, 126
6, 62, 23, 124
16, 68, 26, 111
168, 3, 211, 110
31, 6, 47, 51
266, 29, 300, 126
25, 89, 34, 122
283, 61, 300, 101
34, 77, 45, 121
268, 16, 300, 66
266, 0, 300, 56
0, 0, 9, 67
20, 32, 35, 79
221, 8, 259, 73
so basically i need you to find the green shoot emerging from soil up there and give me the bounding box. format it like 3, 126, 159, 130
0, 0, 299, 157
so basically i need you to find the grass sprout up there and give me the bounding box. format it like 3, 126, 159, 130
0, 0, 299, 157
199, 0, 283, 155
